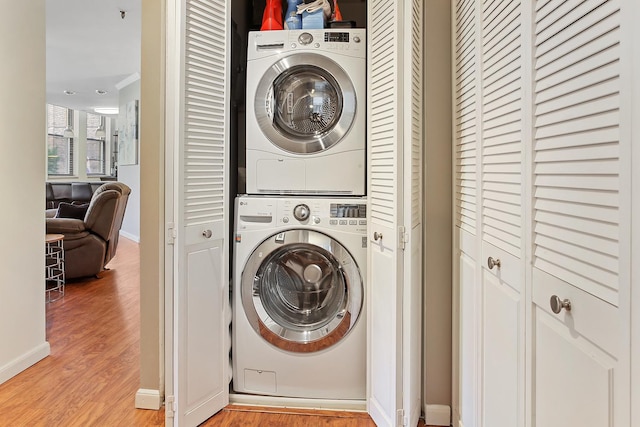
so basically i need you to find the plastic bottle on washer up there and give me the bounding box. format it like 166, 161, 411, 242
284, 0, 302, 30
260, 0, 284, 31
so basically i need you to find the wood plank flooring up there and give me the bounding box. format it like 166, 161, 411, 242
0, 238, 164, 427
204, 405, 379, 426
0, 237, 435, 427
203, 405, 429, 426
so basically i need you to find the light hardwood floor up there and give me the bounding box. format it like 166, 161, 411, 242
0, 237, 164, 426
0, 238, 433, 426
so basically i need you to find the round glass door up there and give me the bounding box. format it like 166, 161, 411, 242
272, 66, 342, 140
255, 53, 357, 154
241, 229, 363, 353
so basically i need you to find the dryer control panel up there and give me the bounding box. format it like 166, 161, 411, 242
248, 29, 366, 61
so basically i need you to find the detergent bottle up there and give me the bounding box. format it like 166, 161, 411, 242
284, 0, 303, 30
260, 0, 284, 31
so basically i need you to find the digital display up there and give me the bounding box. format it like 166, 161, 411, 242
324, 32, 350, 43
330, 203, 366, 218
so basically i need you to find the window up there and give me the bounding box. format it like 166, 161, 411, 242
86, 113, 106, 175
47, 105, 74, 175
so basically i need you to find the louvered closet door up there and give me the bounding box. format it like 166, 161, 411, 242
531, 1, 629, 426
367, 0, 423, 426
453, 0, 479, 425
171, 0, 231, 425
478, 0, 526, 426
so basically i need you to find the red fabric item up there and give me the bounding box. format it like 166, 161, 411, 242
261, 0, 284, 31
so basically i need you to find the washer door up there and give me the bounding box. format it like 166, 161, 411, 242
241, 229, 363, 353
255, 52, 357, 154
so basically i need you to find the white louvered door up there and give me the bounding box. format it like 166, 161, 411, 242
453, 1, 528, 425
531, 1, 629, 425
454, 1, 633, 426
453, 0, 479, 425
169, 0, 231, 425
367, 0, 423, 426
478, 1, 526, 426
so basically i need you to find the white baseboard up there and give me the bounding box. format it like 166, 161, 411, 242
119, 230, 140, 243
451, 408, 463, 427
0, 342, 50, 385
425, 404, 451, 426
230, 393, 366, 411
135, 388, 163, 410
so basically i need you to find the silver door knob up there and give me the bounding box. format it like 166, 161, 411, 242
373, 232, 383, 241
202, 229, 212, 239
487, 257, 501, 270
550, 295, 571, 314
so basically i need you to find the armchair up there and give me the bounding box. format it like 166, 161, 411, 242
46, 182, 131, 280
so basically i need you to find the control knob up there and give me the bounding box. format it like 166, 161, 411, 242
298, 32, 313, 45
293, 204, 310, 221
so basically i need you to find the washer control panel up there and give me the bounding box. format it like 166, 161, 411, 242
277, 199, 367, 232
236, 196, 367, 233
277, 197, 367, 232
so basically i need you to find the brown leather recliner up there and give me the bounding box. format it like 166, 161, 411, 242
46, 182, 131, 280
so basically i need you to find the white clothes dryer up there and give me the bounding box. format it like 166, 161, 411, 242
232, 195, 367, 399
245, 29, 366, 196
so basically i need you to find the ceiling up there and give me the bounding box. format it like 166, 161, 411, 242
46, 0, 141, 116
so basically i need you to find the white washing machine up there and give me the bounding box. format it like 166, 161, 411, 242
245, 29, 366, 196
232, 195, 367, 399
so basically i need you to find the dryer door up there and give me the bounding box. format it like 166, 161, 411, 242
241, 229, 363, 353
255, 53, 357, 154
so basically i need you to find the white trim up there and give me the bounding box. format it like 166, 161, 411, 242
135, 388, 163, 410
0, 342, 50, 385
521, 3, 535, 427
115, 72, 141, 90
626, 1, 639, 426
119, 230, 140, 243
163, 0, 180, 424
425, 404, 451, 426
229, 393, 366, 412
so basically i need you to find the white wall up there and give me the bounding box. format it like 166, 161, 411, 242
117, 78, 141, 242
0, 0, 51, 385
137, 1, 164, 407
423, 0, 453, 409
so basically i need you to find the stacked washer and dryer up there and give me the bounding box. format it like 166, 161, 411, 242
233, 28, 368, 400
